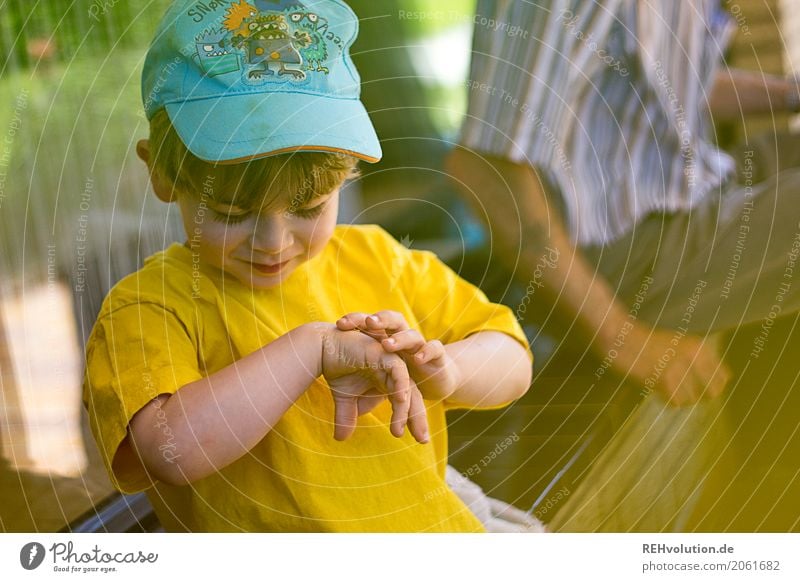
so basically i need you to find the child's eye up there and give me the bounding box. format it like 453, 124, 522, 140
290, 201, 327, 219
211, 210, 251, 224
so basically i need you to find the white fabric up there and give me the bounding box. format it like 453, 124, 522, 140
446, 465, 547, 533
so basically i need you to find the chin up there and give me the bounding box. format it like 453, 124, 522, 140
246, 268, 295, 289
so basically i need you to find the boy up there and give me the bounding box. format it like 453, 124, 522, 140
83, 0, 533, 532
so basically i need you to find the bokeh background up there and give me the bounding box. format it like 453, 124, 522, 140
1, 0, 798, 532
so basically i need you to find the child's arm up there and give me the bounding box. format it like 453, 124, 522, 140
119, 322, 427, 487
440, 330, 532, 408
337, 312, 532, 408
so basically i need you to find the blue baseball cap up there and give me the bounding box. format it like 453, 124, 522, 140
141, 0, 381, 164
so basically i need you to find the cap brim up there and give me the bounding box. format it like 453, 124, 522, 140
165, 92, 382, 165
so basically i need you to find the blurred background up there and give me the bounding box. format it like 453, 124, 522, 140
1, 0, 798, 532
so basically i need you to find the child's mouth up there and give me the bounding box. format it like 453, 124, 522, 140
248, 259, 290, 275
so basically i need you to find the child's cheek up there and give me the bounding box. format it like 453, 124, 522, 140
198, 222, 241, 262
309, 214, 337, 253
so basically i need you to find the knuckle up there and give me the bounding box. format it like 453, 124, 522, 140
402, 329, 423, 342
427, 339, 444, 353
380, 310, 406, 324
388, 356, 408, 374
365, 342, 383, 361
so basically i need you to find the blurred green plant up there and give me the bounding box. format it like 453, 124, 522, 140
0, 0, 174, 286
402, 0, 475, 37
1, 0, 169, 73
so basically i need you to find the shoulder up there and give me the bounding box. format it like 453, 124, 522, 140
97, 243, 196, 319
322, 224, 431, 287
330, 223, 396, 247
328, 224, 413, 260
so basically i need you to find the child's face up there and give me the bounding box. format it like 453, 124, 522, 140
177, 188, 340, 289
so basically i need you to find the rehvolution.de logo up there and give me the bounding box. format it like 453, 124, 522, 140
20, 542, 46, 570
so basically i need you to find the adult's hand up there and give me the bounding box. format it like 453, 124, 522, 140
607, 322, 731, 406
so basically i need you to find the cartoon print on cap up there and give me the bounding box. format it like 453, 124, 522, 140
192, 0, 338, 83
241, 12, 311, 79
195, 27, 241, 76
194, 0, 337, 82
288, 8, 328, 73
223, 0, 258, 39
196, 0, 341, 82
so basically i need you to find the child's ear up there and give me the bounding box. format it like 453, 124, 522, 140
136, 139, 176, 203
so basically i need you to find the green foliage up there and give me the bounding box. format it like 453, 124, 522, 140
401, 0, 476, 37
0, 48, 157, 284
0, 1, 180, 283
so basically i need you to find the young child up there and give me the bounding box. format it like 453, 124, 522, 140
83, 0, 533, 532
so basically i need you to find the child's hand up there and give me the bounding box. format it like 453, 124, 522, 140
336, 311, 461, 402
319, 324, 429, 443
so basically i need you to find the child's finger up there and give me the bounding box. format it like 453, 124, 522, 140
382, 356, 411, 438
382, 329, 426, 354
356, 389, 386, 416
336, 312, 370, 331
332, 394, 359, 441
337, 313, 390, 341
366, 310, 411, 335
414, 339, 445, 365
406, 383, 430, 444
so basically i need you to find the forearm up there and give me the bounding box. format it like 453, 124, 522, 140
130, 322, 329, 485
444, 331, 532, 408
709, 69, 799, 120
447, 149, 634, 352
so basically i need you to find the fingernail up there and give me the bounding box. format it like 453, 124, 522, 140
385, 338, 395, 345
416, 351, 425, 359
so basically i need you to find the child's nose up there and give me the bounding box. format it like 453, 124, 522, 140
249, 213, 294, 254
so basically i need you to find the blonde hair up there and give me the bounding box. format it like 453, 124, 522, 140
147, 108, 359, 211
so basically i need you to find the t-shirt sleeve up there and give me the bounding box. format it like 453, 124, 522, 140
399, 245, 533, 363
397, 245, 533, 411
83, 301, 203, 494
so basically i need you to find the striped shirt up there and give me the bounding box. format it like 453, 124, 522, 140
461, 0, 737, 245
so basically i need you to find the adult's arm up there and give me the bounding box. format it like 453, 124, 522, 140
446, 148, 730, 405
709, 68, 800, 120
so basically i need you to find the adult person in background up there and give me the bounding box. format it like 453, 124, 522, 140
448, 0, 800, 530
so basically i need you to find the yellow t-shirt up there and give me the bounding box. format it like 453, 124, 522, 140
83, 224, 532, 532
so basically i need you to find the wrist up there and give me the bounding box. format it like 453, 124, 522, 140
419, 346, 464, 403
595, 307, 638, 353
417, 365, 461, 403
294, 322, 335, 379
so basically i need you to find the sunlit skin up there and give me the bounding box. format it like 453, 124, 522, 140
177, 188, 339, 289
